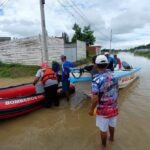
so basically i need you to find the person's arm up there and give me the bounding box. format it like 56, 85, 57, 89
33, 70, 41, 85
89, 81, 99, 116
89, 94, 98, 116
33, 77, 40, 85
89, 77, 105, 116
89, 91, 104, 116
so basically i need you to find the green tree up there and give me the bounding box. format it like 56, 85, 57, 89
62, 32, 69, 43
82, 25, 96, 46
71, 23, 96, 46
71, 23, 83, 43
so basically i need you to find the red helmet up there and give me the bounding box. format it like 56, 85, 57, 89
41, 62, 48, 69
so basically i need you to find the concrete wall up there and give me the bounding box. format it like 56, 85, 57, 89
64, 44, 77, 62
77, 40, 86, 60
64, 41, 86, 62
46, 37, 64, 63
0, 36, 64, 65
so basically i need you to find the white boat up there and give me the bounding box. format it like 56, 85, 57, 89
69, 66, 141, 89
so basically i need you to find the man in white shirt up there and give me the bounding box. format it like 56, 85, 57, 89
33, 63, 59, 108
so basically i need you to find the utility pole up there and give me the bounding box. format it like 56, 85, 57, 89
40, 0, 48, 63
109, 29, 112, 53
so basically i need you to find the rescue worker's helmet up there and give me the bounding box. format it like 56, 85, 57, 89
41, 62, 48, 69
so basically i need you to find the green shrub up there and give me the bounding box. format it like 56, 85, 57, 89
134, 51, 150, 59
0, 63, 39, 78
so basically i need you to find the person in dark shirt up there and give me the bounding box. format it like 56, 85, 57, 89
52, 61, 61, 83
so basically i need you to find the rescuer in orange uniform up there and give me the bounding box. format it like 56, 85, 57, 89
33, 63, 59, 108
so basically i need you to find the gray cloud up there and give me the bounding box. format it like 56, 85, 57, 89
110, 0, 150, 34
0, 0, 150, 48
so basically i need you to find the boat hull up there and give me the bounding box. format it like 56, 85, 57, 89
0, 84, 75, 120
118, 72, 138, 88
69, 67, 141, 89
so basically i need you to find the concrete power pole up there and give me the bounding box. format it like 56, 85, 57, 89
40, 0, 48, 63
109, 29, 112, 53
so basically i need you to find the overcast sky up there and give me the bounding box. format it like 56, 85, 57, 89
0, 0, 150, 49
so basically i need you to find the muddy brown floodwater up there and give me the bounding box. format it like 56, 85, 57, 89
0, 53, 150, 150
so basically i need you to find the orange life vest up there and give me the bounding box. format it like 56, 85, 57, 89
41, 68, 57, 84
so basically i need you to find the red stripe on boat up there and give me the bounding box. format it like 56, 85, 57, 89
0, 95, 45, 110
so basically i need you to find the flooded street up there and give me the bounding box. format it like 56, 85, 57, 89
0, 53, 150, 150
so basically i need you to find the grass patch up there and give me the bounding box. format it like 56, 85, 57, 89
134, 51, 150, 59
0, 56, 94, 78
0, 62, 39, 78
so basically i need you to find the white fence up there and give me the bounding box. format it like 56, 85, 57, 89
0, 36, 64, 65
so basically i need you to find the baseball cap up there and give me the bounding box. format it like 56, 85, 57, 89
95, 55, 109, 64
104, 52, 109, 55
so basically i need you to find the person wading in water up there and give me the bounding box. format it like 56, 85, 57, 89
33, 63, 59, 108
60, 55, 74, 101
89, 55, 119, 149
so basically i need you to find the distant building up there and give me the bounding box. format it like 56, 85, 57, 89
87, 45, 102, 56
0, 37, 11, 42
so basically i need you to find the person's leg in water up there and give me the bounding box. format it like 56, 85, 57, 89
108, 116, 117, 142
100, 131, 107, 148
51, 84, 59, 107
62, 80, 70, 101
109, 126, 115, 142
65, 91, 70, 101
66, 81, 70, 101
44, 86, 52, 108
96, 116, 109, 148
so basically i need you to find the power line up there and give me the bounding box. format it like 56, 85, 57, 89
64, 0, 110, 41
0, 0, 6, 7
55, 0, 110, 42
65, 0, 90, 24
69, 0, 90, 23
57, 0, 90, 24
0, 0, 9, 8
57, 0, 78, 21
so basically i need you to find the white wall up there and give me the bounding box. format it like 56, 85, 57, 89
64, 47, 77, 62
46, 37, 64, 63
77, 40, 86, 60
64, 44, 77, 62
64, 41, 86, 62
0, 36, 64, 65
